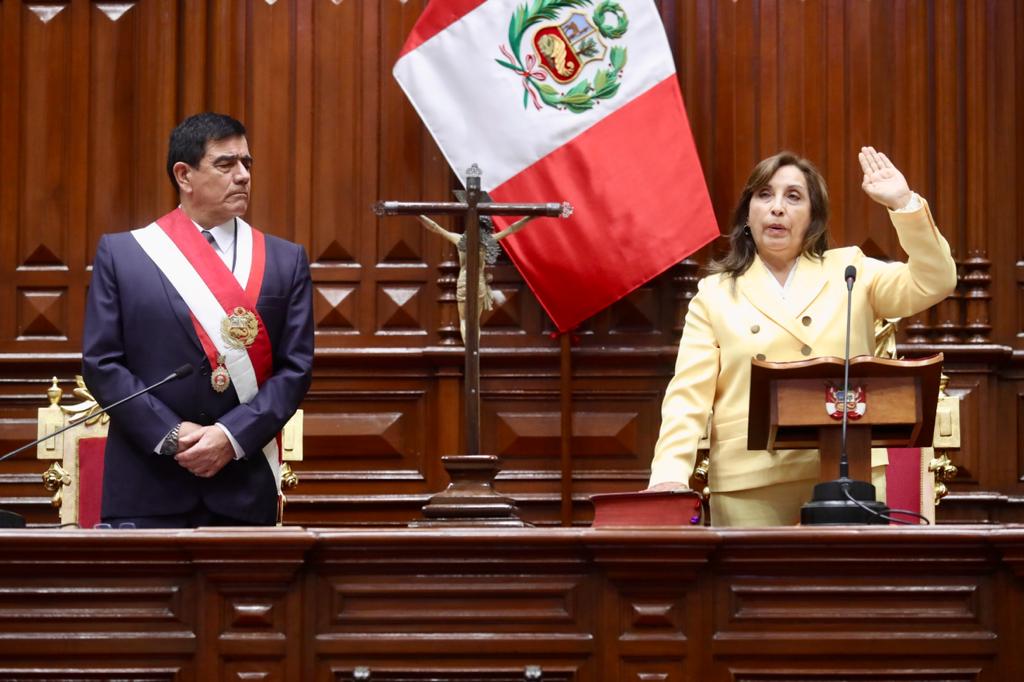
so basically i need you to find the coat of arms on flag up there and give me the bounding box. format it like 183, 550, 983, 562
394, 0, 720, 332
497, 1, 628, 112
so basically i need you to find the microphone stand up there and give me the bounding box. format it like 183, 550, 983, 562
801, 268, 888, 525
0, 365, 194, 528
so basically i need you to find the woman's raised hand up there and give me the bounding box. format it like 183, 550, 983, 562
859, 146, 913, 211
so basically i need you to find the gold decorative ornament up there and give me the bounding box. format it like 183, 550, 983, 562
211, 354, 231, 393
281, 462, 299, 491
221, 306, 259, 348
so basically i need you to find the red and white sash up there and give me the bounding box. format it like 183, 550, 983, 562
131, 207, 281, 490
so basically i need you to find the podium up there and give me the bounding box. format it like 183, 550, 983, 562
748, 354, 943, 523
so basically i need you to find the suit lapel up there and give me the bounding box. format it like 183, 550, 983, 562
738, 255, 825, 346
157, 268, 206, 356
786, 254, 829, 317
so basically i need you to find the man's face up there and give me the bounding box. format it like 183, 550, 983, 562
178, 135, 252, 226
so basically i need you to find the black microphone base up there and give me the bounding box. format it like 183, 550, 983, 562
801, 478, 889, 525
0, 509, 26, 528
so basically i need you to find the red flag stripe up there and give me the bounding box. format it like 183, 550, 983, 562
491, 76, 719, 331
397, 0, 487, 59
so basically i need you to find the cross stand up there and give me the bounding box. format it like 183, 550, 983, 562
374, 164, 571, 526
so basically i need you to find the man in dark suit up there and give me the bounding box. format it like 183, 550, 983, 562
82, 112, 314, 528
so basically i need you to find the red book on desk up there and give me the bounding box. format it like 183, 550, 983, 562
590, 490, 704, 527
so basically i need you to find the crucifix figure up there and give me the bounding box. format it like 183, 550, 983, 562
417, 189, 538, 344
374, 164, 571, 459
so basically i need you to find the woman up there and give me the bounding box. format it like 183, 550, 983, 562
646, 147, 957, 526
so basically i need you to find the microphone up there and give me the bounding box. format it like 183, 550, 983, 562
0, 365, 195, 527
801, 266, 889, 525
839, 266, 856, 478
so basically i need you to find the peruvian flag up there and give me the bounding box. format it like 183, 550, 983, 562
394, 0, 719, 332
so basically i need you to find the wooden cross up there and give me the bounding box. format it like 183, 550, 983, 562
374, 164, 571, 456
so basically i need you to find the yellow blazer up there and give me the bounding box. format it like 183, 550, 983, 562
650, 199, 957, 492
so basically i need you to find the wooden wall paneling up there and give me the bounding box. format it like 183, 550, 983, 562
371, 0, 449, 349
291, 0, 312, 254
1018, 0, 1024, 347
206, 0, 247, 120
309, 0, 365, 342
0, 0, 14, 354
962, 0, 992, 347
823, 0, 848, 254
711, 0, 756, 229
12, 2, 74, 353
674, 0, 715, 235
843, 0, 875, 249
86, 0, 180, 295
248, 0, 296, 243
988, 0, 1019, 346
756, 0, 780, 156
786, 0, 827, 165
286, 361, 438, 526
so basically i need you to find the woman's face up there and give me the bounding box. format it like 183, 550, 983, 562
747, 164, 812, 269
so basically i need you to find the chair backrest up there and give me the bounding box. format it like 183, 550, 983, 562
874, 319, 960, 524
37, 376, 109, 528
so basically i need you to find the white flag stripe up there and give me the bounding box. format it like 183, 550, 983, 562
394, 0, 676, 190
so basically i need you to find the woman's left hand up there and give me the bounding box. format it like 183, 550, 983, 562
859, 146, 913, 210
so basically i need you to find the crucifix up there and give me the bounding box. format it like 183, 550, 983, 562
374, 164, 571, 522
375, 164, 571, 456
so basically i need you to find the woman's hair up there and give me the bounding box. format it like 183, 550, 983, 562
709, 151, 831, 278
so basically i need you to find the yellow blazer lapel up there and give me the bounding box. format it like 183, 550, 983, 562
785, 254, 829, 317
738, 255, 816, 346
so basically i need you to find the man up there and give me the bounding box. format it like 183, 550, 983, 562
82, 112, 314, 527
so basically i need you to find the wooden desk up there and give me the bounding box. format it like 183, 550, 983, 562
0, 527, 1021, 681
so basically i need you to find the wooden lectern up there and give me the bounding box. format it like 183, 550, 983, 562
748, 354, 943, 485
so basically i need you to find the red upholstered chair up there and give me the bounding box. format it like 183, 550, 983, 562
874, 319, 960, 524
38, 377, 304, 527
37, 377, 109, 528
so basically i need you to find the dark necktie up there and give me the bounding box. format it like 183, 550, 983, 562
201, 230, 216, 248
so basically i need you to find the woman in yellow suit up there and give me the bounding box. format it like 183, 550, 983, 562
647, 147, 957, 526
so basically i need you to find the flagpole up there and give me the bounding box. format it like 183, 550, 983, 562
464, 167, 482, 456
560, 331, 573, 526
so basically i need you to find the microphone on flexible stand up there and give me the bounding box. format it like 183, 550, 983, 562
801, 266, 889, 525
0, 364, 195, 528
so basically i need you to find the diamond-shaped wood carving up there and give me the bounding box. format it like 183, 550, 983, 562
306, 412, 405, 457
27, 3, 68, 23
609, 285, 657, 333
481, 286, 522, 330
629, 602, 676, 628
495, 411, 638, 457
377, 285, 423, 332
95, 2, 134, 21
228, 600, 275, 629
380, 232, 420, 262
316, 238, 355, 263
18, 289, 66, 338
315, 285, 356, 331
21, 242, 64, 268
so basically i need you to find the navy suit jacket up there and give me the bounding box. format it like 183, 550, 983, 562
82, 227, 314, 524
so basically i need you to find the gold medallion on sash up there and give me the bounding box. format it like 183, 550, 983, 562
211, 354, 231, 393
221, 306, 259, 349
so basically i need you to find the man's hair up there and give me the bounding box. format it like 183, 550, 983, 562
709, 151, 831, 278
166, 112, 247, 193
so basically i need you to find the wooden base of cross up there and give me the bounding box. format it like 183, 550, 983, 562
375, 164, 572, 527
410, 455, 525, 527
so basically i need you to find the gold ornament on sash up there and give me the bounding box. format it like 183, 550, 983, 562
221, 306, 259, 349
211, 354, 231, 393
